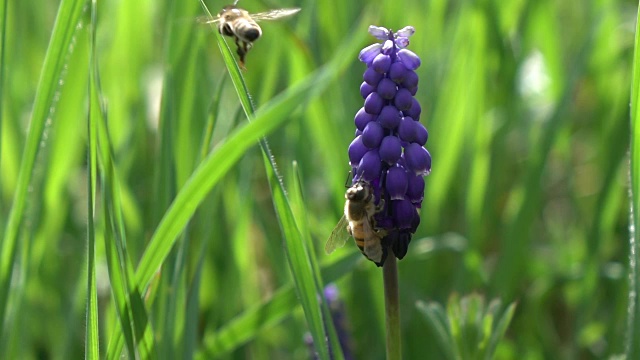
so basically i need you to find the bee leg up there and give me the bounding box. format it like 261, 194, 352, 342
239, 41, 252, 65
375, 198, 385, 212
237, 49, 247, 69
232, 37, 247, 69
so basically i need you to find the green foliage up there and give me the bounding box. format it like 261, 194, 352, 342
417, 294, 516, 360
628, 1, 640, 358
0, 0, 637, 358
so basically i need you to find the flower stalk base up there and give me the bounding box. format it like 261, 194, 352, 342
383, 249, 401, 360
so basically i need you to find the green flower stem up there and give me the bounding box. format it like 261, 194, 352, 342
383, 250, 401, 360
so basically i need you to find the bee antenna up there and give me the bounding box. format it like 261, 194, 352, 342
233, 0, 240, 5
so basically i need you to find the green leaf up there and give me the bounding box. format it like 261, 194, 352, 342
416, 300, 457, 360
485, 302, 516, 360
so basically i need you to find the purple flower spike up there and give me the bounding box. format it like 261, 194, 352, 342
402, 70, 419, 89
377, 78, 398, 100
368, 25, 390, 40
398, 116, 417, 142
404, 143, 431, 176
396, 26, 416, 38
363, 67, 383, 86
378, 106, 401, 129
345, 25, 431, 266
373, 53, 392, 73
394, 88, 413, 110
389, 62, 407, 83
404, 97, 421, 120
354, 107, 374, 131
386, 166, 408, 200
364, 92, 384, 114
407, 173, 425, 203
360, 82, 375, 98
395, 37, 410, 49
381, 40, 394, 54
348, 136, 368, 166
415, 121, 429, 146
379, 135, 402, 164
362, 121, 384, 148
392, 199, 416, 229
323, 284, 339, 303
398, 49, 421, 70
359, 43, 382, 65
357, 150, 382, 181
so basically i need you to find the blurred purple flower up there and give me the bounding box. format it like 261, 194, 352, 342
305, 284, 354, 360
350, 25, 431, 266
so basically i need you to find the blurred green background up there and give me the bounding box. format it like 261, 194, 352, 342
0, 0, 637, 358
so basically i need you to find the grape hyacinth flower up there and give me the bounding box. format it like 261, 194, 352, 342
304, 284, 354, 360
350, 25, 431, 266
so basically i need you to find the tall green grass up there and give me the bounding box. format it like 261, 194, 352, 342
0, 0, 637, 358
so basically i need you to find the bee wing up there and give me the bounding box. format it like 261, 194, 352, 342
325, 216, 350, 254
250, 8, 301, 21
196, 15, 221, 24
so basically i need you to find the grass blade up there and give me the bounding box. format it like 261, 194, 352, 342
627, 0, 640, 357
0, 0, 86, 332
262, 154, 330, 359
199, 252, 360, 358
94, 70, 156, 360
289, 162, 345, 359
99, 118, 157, 360
0, 0, 7, 198
84, 0, 100, 358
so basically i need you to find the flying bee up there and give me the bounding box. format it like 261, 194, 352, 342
326, 180, 387, 265
199, 1, 301, 68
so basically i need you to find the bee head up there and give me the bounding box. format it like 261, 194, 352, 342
346, 182, 370, 202
219, 6, 242, 20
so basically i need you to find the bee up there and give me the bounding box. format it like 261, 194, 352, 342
326, 180, 387, 265
199, 1, 301, 68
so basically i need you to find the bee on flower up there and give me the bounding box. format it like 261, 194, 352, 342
327, 25, 431, 267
